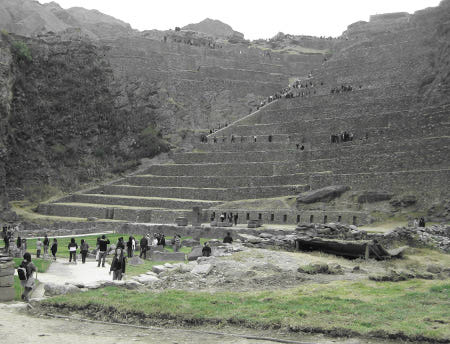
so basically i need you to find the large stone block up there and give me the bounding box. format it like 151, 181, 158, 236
187, 246, 203, 261
191, 264, 213, 275
151, 251, 186, 262
0, 286, 15, 302
0, 275, 14, 287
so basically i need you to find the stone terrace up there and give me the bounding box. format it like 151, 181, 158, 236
37, 15, 450, 226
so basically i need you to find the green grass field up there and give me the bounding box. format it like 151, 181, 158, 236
43, 279, 450, 340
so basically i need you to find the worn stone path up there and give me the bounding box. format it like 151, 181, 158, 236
36, 258, 111, 286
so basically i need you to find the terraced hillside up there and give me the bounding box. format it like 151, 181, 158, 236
37, 5, 450, 226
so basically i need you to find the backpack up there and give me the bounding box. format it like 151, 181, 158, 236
17, 266, 28, 281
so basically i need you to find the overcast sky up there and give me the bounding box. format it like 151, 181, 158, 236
39, 0, 441, 39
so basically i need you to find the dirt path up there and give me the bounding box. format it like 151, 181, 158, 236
0, 304, 396, 344
36, 258, 111, 286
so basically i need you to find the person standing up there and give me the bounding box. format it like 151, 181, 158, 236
139, 235, 148, 259
18, 252, 37, 301
97, 235, 110, 267
43, 235, 50, 258
36, 238, 42, 258
172, 234, 181, 252
80, 239, 89, 264
109, 248, 126, 281
68, 238, 78, 263
16, 236, 22, 254
3, 230, 10, 254
126, 236, 133, 258
223, 232, 233, 244
50, 238, 58, 260
21, 238, 27, 257
202, 242, 212, 257
117, 237, 125, 250
233, 214, 238, 226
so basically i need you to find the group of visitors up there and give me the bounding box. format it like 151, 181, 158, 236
139, 233, 169, 259
330, 84, 362, 94
201, 232, 234, 257
331, 131, 354, 143
211, 212, 239, 226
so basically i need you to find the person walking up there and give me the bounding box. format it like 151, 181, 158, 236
50, 238, 58, 260
43, 234, 50, 258
68, 238, 78, 263
80, 239, 89, 264
109, 247, 126, 281
36, 238, 42, 258
97, 235, 110, 267
18, 252, 37, 301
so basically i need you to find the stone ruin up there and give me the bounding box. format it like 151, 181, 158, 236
34, 4, 449, 228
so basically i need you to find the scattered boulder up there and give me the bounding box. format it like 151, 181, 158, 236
152, 265, 166, 274
133, 275, 159, 285
298, 263, 330, 274
297, 185, 350, 204
123, 280, 143, 290
427, 264, 443, 274
191, 264, 213, 275
44, 283, 80, 296
129, 256, 144, 265
181, 239, 200, 247
188, 246, 203, 261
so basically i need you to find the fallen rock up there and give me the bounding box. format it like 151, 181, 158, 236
181, 239, 200, 247
239, 234, 262, 244
191, 264, 213, 276
44, 283, 80, 296
152, 265, 166, 274
188, 246, 203, 261
133, 275, 159, 285
129, 256, 144, 265
297, 185, 350, 204
124, 281, 143, 289
297, 263, 330, 274
427, 264, 443, 274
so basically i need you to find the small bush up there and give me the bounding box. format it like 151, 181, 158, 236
12, 40, 32, 62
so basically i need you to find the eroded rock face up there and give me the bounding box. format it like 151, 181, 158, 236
297, 185, 350, 204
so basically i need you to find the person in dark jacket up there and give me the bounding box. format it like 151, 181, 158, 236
97, 235, 110, 267
117, 237, 125, 250
50, 238, 58, 260
126, 236, 134, 258
80, 239, 89, 264
160, 234, 166, 248
140, 236, 148, 259
110, 247, 126, 280
19, 252, 36, 301
16, 236, 22, 250
43, 234, 50, 257
223, 232, 233, 244
68, 238, 78, 263
202, 242, 212, 257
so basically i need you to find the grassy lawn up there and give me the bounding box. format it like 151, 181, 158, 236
43, 279, 450, 340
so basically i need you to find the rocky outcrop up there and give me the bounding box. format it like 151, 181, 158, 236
183, 18, 244, 39
297, 185, 350, 204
